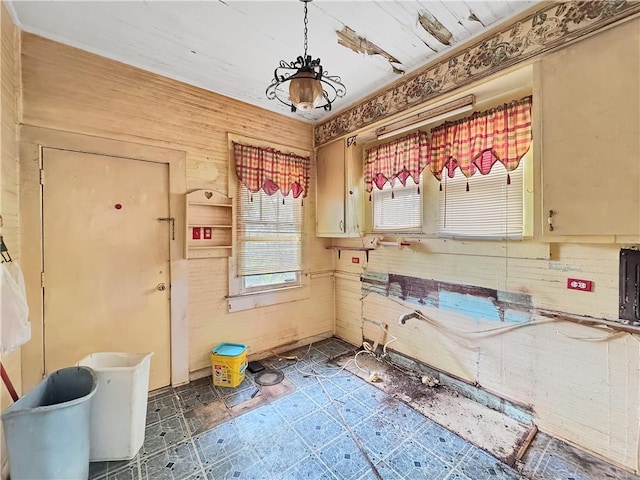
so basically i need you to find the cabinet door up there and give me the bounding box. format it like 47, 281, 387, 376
316, 139, 346, 236
344, 141, 364, 236
537, 19, 640, 236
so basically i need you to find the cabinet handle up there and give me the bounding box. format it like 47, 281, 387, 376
548, 210, 554, 232
339, 220, 344, 232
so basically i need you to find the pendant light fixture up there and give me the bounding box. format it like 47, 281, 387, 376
266, 0, 346, 113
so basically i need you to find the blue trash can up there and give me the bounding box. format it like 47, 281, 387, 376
1, 366, 98, 480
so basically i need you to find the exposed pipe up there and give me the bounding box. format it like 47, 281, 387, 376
371, 236, 410, 249
398, 310, 423, 325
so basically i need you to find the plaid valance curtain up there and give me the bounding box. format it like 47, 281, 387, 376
233, 142, 310, 199
429, 96, 532, 180
365, 97, 532, 192
364, 131, 430, 193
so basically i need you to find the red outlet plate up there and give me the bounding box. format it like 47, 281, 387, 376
567, 278, 593, 292
203, 227, 212, 239
192, 227, 201, 240
352, 257, 360, 264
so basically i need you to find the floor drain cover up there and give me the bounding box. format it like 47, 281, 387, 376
254, 369, 284, 386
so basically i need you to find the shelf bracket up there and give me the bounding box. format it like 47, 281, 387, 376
325, 246, 374, 262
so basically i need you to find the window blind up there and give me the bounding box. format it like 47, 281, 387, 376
439, 161, 523, 239
237, 185, 303, 276
373, 177, 422, 231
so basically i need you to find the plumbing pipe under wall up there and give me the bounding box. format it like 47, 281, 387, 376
398, 310, 423, 325
371, 237, 410, 249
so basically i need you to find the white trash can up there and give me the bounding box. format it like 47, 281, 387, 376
78, 352, 153, 461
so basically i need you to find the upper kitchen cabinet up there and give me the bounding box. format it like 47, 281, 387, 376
534, 19, 640, 237
316, 138, 364, 237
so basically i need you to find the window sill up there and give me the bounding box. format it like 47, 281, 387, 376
226, 284, 309, 313
438, 234, 524, 241
370, 229, 424, 235
358, 233, 549, 260
366, 232, 530, 241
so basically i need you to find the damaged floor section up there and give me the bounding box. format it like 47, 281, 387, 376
336, 352, 532, 467
89, 338, 639, 480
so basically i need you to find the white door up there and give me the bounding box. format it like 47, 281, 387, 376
42, 148, 171, 389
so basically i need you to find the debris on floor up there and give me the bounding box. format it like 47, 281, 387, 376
368, 371, 381, 383
88, 338, 640, 480
335, 348, 534, 467
421, 374, 440, 387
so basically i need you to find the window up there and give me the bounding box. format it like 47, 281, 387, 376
372, 176, 422, 232
439, 159, 524, 239
365, 96, 532, 239
237, 184, 303, 292
365, 130, 429, 233
227, 134, 311, 312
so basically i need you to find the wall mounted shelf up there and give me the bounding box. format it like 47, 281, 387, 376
326, 246, 374, 262
185, 190, 233, 259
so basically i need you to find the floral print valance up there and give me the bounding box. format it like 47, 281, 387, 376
233, 142, 310, 199
429, 96, 533, 179
364, 131, 429, 193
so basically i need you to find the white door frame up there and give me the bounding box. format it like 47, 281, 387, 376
20, 125, 189, 389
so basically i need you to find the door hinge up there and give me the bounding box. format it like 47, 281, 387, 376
41, 271, 45, 288
39, 169, 44, 185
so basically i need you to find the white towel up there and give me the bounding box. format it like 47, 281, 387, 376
0, 261, 30, 355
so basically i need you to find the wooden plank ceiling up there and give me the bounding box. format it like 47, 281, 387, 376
7, 0, 538, 123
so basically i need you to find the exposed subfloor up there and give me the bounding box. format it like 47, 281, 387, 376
88, 338, 639, 480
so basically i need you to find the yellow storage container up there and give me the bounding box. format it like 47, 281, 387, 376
210, 343, 247, 387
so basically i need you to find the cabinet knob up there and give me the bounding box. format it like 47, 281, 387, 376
339, 220, 344, 231
157, 283, 167, 291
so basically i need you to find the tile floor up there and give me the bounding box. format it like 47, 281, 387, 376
88, 338, 640, 480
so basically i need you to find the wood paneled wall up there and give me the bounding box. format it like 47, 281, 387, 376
332, 19, 640, 473
18, 33, 335, 383
0, 2, 21, 476
336, 242, 639, 472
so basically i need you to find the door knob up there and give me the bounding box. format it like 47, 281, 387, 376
157, 283, 166, 291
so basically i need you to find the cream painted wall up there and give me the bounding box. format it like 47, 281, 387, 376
0, 2, 21, 476
332, 19, 640, 473
17, 32, 335, 387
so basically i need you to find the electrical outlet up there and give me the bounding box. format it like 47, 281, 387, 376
352, 257, 360, 264
567, 278, 593, 292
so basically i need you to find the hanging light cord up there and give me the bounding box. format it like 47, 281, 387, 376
303, 1, 309, 59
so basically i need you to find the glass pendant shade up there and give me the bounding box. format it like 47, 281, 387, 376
289, 70, 323, 111
265, 0, 345, 112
